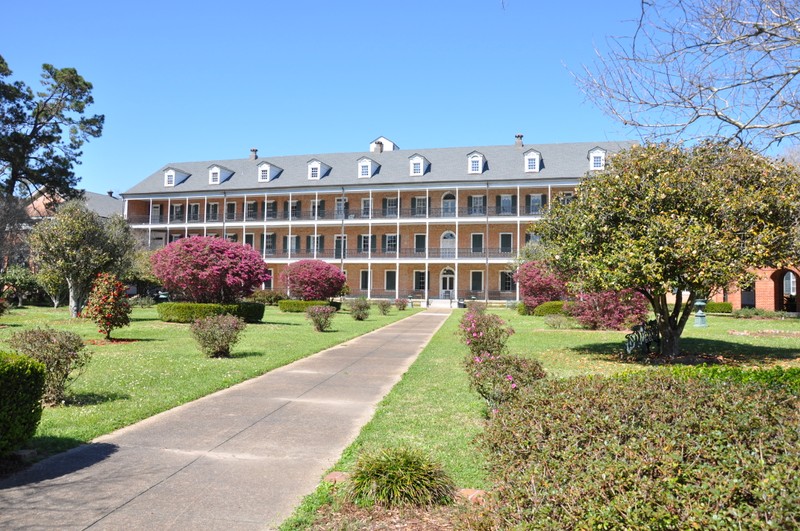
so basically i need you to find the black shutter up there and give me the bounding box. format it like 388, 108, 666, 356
541, 194, 548, 207
526, 194, 531, 213
306, 235, 312, 251
283, 201, 289, 219
344, 201, 349, 217
381, 198, 387, 216
411, 197, 417, 211
296, 201, 302, 219
371, 235, 376, 252
467, 196, 473, 210
319, 235, 324, 251
381, 234, 387, 253
512, 195, 517, 212
319, 200, 325, 218
282, 235, 288, 251
495, 195, 501, 213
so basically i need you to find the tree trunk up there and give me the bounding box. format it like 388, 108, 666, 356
67, 279, 89, 318
659, 323, 681, 358
646, 289, 694, 359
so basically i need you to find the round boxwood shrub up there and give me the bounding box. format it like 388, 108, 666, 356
477, 370, 800, 529
532, 300, 566, 316
0, 352, 46, 456
348, 447, 456, 507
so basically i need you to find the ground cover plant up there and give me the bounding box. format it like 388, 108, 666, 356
0, 305, 420, 461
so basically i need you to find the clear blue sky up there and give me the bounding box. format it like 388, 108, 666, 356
2, 0, 639, 196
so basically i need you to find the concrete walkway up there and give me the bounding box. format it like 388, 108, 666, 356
0, 309, 451, 530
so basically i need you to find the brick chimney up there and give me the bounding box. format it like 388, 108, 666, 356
372, 141, 384, 153
515, 134, 524, 147
250, 148, 258, 160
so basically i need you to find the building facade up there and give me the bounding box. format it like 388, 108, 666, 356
122, 136, 634, 303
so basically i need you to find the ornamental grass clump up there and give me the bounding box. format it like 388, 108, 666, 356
189, 314, 246, 358
82, 273, 131, 339
7, 326, 89, 406
376, 299, 392, 316
349, 297, 371, 321
306, 305, 336, 332
348, 447, 456, 508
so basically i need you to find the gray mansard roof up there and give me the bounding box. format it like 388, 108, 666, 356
123, 140, 636, 197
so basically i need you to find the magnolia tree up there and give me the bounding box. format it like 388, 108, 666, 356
537, 142, 800, 357
513, 260, 567, 311
151, 236, 270, 303
280, 260, 346, 301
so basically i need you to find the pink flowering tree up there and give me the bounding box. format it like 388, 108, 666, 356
280, 260, 346, 301
568, 289, 650, 330
513, 261, 567, 312
150, 236, 271, 303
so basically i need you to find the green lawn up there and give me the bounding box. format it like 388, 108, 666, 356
0, 304, 420, 457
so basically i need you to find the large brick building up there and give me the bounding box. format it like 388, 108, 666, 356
122, 136, 633, 303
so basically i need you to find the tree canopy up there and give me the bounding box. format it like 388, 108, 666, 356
536, 142, 800, 357
280, 260, 347, 301
29, 200, 135, 317
0, 54, 103, 200
579, 0, 800, 151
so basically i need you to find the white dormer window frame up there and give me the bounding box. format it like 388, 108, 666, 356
360, 164, 369, 177
589, 148, 607, 171
408, 154, 429, 176
257, 161, 282, 183
467, 152, 485, 174
356, 157, 378, 179
259, 167, 269, 182
307, 159, 330, 181
164, 170, 175, 187
210, 170, 220, 184
524, 150, 541, 173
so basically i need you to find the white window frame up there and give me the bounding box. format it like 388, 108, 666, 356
311, 199, 323, 220
206, 202, 219, 222
360, 270, 370, 291
500, 194, 513, 214
499, 271, 516, 292
589, 149, 607, 171
259, 167, 269, 182
385, 233, 398, 252
526, 154, 539, 172
385, 197, 398, 216
414, 196, 427, 217
245, 201, 258, 221
226, 202, 237, 221
361, 198, 372, 218
413, 270, 426, 291
360, 164, 370, 178
165, 171, 175, 187
210, 170, 220, 185
188, 203, 200, 222
412, 161, 421, 175
470, 270, 483, 292
359, 235, 371, 253
499, 232, 513, 253
468, 154, 484, 174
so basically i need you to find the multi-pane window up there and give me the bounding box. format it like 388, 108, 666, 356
592, 155, 603, 169
500, 271, 516, 292
412, 162, 421, 175
335, 197, 347, 219
360, 164, 369, 177
471, 158, 480, 173
259, 168, 269, 181
226, 202, 236, 221
414, 197, 427, 217
470, 195, 485, 215
359, 235, 371, 253
361, 198, 371, 218
188, 203, 200, 222
527, 157, 537, 171
165, 173, 175, 186
385, 234, 397, 252
310, 167, 319, 179
414, 271, 426, 290
311, 200, 323, 219
335, 235, 347, 259
169, 204, 184, 222
500, 195, 513, 215
785, 271, 798, 296
210, 171, 220, 184
442, 194, 456, 216
244, 233, 255, 248
285, 235, 299, 252
245, 201, 258, 221
288, 200, 300, 219
309, 234, 322, 252
265, 201, 277, 219
206, 203, 219, 221
360, 270, 370, 290
385, 197, 398, 217
262, 233, 276, 255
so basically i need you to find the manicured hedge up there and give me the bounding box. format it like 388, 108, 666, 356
670, 364, 800, 394
477, 370, 800, 529
278, 300, 330, 313
0, 352, 46, 456
532, 300, 565, 316
704, 301, 733, 313
157, 302, 265, 323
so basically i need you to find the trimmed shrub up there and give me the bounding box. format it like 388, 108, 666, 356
567, 289, 650, 330
394, 298, 408, 311
704, 301, 733, 313
7, 327, 89, 406
670, 364, 800, 394
732, 307, 788, 319
348, 447, 456, 508
477, 371, 800, 529
516, 302, 534, 315
306, 305, 336, 332
350, 297, 371, 321
532, 300, 566, 316
82, 273, 132, 339
458, 310, 515, 357
0, 352, 46, 456
248, 289, 286, 306
280, 260, 346, 301
376, 299, 392, 316
278, 300, 330, 313
156, 302, 264, 323
464, 353, 546, 409
190, 314, 246, 358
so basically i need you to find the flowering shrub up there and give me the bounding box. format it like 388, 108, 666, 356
568, 289, 649, 330
376, 299, 392, 315
349, 297, 371, 321
82, 273, 131, 339
151, 236, 271, 303
464, 353, 546, 409
513, 260, 567, 313
7, 326, 89, 405
306, 305, 336, 332
189, 314, 246, 358
394, 298, 408, 311
458, 310, 515, 357
280, 260, 346, 301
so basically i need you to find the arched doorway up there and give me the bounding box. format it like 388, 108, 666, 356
783, 270, 797, 311
440, 268, 455, 300
442, 193, 456, 217
440, 231, 456, 259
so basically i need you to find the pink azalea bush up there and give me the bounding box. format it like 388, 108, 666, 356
280, 260, 346, 301
465, 352, 546, 409
568, 289, 650, 330
151, 236, 271, 303
513, 261, 567, 313
458, 309, 515, 357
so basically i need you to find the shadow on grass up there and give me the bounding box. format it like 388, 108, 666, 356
576, 338, 800, 366
0, 441, 118, 487
64, 391, 131, 406
260, 321, 301, 326
229, 350, 266, 359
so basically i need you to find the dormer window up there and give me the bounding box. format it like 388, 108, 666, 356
307, 159, 331, 180
257, 161, 283, 182
165, 172, 175, 187
208, 165, 233, 185
588, 148, 607, 171
408, 154, 429, 176
357, 157, 379, 179
163, 167, 190, 187
524, 149, 541, 173
259, 168, 268, 181
467, 151, 485, 174
360, 164, 369, 177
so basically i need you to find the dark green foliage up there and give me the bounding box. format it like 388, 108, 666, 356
376, 299, 392, 316
7, 326, 88, 406
704, 301, 733, 313
348, 447, 456, 508
156, 302, 264, 323
477, 371, 800, 529
532, 300, 566, 316
0, 298, 8, 317
732, 307, 788, 319
0, 352, 45, 456
278, 300, 330, 313
464, 353, 546, 409
306, 305, 336, 332
349, 297, 371, 321
516, 302, 534, 315
189, 314, 246, 358
669, 364, 800, 394
247, 289, 286, 306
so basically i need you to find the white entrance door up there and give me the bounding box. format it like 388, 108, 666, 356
441, 231, 456, 259
441, 268, 455, 299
